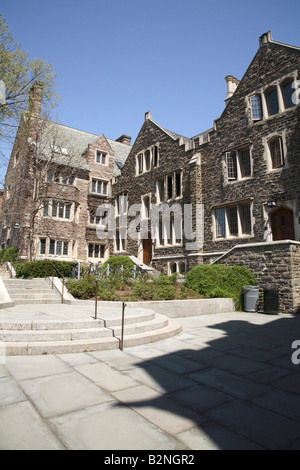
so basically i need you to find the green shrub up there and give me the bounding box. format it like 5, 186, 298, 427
16, 260, 77, 279
184, 264, 257, 311
67, 276, 116, 301
0, 246, 19, 263
131, 273, 177, 301
102, 256, 135, 272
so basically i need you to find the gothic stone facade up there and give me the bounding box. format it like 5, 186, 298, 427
112, 32, 300, 282
2, 32, 300, 312
0, 83, 131, 262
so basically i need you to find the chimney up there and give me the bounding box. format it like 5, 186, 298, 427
28, 81, 44, 117
225, 75, 240, 106
145, 110, 152, 121
259, 31, 272, 47
115, 134, 132, 146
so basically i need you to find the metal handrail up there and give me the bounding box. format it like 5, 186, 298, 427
44, 259, 66, 304
93, 276, 126, 351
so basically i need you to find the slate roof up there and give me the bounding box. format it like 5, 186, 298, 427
39, 121, 131, 174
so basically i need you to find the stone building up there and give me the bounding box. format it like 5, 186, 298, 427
111, 31, 300, 312
0, 82, 131, 263
1, 31, 300, 312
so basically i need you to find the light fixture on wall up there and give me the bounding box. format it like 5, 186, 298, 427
267, 197, 276, 208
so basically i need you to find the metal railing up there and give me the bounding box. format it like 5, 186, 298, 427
94, 277, 126, 351
44, 259, 66, 304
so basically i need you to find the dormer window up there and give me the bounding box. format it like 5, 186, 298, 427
96, 151, 107, 165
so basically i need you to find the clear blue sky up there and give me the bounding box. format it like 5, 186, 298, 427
1, 0, 300, 144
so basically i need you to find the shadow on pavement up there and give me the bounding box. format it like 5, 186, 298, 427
115, 314, 300, 450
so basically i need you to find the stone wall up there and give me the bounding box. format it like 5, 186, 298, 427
197, 41, 300, 254
214, 240, 300, 314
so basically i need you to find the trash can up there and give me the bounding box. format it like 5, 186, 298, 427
244, 286, 259, 312
263, 287, 279, 314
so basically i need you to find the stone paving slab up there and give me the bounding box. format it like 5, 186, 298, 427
1, 311, 300, 450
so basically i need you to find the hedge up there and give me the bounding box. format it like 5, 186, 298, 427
16, 260, 77, 279
102, 256, 135, 272
184, 264, 257, 311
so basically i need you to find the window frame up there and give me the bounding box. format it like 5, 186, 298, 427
225, 145, 252, 183
88, 243, 106, 259
91, 178, 109, 196
96, 150, 107, 165
268, 136, 284, 170
265, 87, 279, 117
214, 202, 253, 240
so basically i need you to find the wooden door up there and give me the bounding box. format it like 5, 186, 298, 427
143, 233, 152, 265
271, 208, 295, 241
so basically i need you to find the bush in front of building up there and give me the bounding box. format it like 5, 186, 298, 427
15, 260, 77, 279
0, 246, 19, 263
67, 275, 116, 301
184, 264, 257, 311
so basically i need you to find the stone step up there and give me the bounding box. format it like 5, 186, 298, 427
122, 319, 182, 348
113, 313, 169, 336
13, 299, 63, 305
3, 318, 182, 355
4, 280, 51, 287
0, 326, 113, 342
0, 308, 182, 355
0, 314, 168, 340
9, 292, 61, 299
3, 278, 63, 305
4, 337, 120, 356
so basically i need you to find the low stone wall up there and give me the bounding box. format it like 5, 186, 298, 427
214, 240, 300, 314
67, 298, 235, 317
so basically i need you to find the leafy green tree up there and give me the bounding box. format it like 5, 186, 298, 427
0, 14, 60, 145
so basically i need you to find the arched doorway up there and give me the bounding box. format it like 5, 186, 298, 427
271, 207, 295, 241
143, 232, 152, 265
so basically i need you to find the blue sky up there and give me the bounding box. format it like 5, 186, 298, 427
1, 0, 300, 145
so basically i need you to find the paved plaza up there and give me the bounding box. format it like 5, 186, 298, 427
1, 310, 300, 450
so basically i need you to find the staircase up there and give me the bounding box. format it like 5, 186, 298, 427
3, 278, 62, 305
0, 264, 12, 280
0, 308, 182, 355
129, 256, 161, 278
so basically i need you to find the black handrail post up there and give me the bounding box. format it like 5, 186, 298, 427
120, 301, 126, 351
95, 279, 98, 319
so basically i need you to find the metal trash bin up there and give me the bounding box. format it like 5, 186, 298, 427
263, 287, 279, 314
244, 286, 259, 312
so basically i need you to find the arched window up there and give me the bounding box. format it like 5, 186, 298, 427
268, 136, 284, 169
265, 87, 279, 116
250, 95, 263, 120
178, 261, 186, 276
281, 80, 295, 109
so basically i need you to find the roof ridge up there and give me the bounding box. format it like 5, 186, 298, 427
48, 121, 99, 137
149, 118, 189, 141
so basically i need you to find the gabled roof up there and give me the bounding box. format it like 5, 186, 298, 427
39, 121, 131, 173
147, 117, 190, 143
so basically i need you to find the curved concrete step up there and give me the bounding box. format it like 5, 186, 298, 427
3, 318, 182, 355
0, 305, 182, 355
0, 327, 113, 342
121, 318, 182, 348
